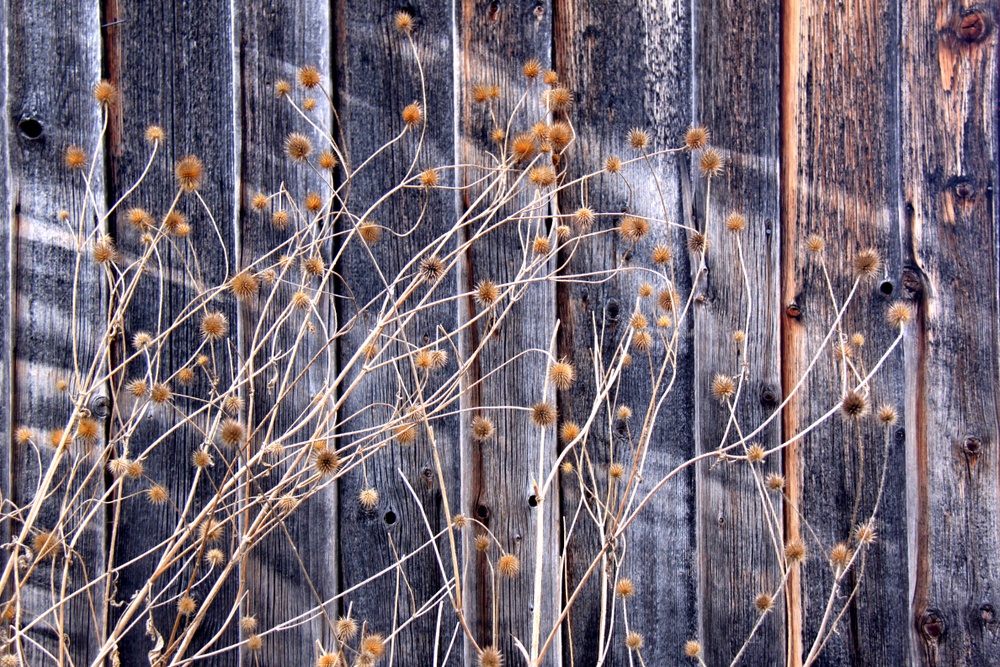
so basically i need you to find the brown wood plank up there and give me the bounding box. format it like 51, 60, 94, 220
900, 4, 1000, 665
694, 0, 785, 664
0, 0, 11, 614
455, 1, 561, 664
103, 0, 240, 662
552, 1, 697, 664
237, 2, 338, 664
782, 0, 910, 665
4, 0, 108, 663
333, 2, 461, 663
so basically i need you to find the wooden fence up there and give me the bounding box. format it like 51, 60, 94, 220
0, 0, 997, 665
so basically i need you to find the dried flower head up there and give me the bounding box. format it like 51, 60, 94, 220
313, 447, 340, 477
630, 311, 648, 330
93, 79, 117, 106
523, 58, 542, 79
574, 207, 595, 228
605, 155, 622, 173
615, 577, 635, 598
402, 102, 422, 126
304, 192, 323, 213
629, 128, 649, 150
497, 553, 520, 577
146, 484, 169, 505
887, 302, 912, 328
419, 255, 445, 282
532, 235, 551, 255
205, 548, 225, 568
726, 212, 746, 232
549, 360, 576, 390
549, 121, 572, 151
192, 449, 214, 469
229, 271, 259, 301
853, 247, 882, 279
626, 631, 644, 651
755, 593, 774, 612
699, 148, 724, 177
475, 279, 500, 306
302, 255, 326, 277
319, 150, 338, 170
32, 531, 61, 559
64, 145, 87, 170
359, 222, 381, 245
830, 542, 851, 568
336, 616, 359, 641
219, 419, 245, 448
747, 444, 766, 463
275, 80, 292, 97
806, 234, 825, 253
878, 405, 898, 425
201, 311, 229, 341
479, 647, 503, 667
511, 133, 536, 162
472, 415, 495, 441
177, 596, 197, 616
394, 10, 414, 33
560, 421, 581, 443
855, 521, 877, 545
652, 244, 672, 264
145, 125, 165, 143
271, 210, 290, 229
638, 282, 654, 297
531, 402, 557, 427
474, 534, 491, 551
841, 389, 868, 420
684, 640, 702, 658
711, 374, 736, 401
766, 474, 785, 491
175, 155, 203, 191
632, 329, 653, 351
298, 65, 321, 88
546, 87, 572, 109
394, 424, 416, 445
688, 231, 707, 253
684, 125, 709, 150
609, 462, 625, 479
285, 133, 313, 162
619, 215, 649, 243
529, 165, 556, 187
359, 487, 379, 510
246, 634, 263, 652
150, 383, 171, 404
420, 168, 439, 187
784, 539, 806, 563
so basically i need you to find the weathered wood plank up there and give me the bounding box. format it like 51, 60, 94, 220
103, 0, 240, 661
334, 1, 461, 663
553, 0, 696, 664
694, 0, 784, 663
0, 0, 11, 614
5, 0, 107, 663
782, 0, 909, 664
456, 2, 560, 664
900, 4, 1000, 665
237, 1, 337, 663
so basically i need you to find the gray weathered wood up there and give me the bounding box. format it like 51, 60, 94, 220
237, 1, 338, 663
783, 1, 909, 664
334, 1, 461, 663
455, 1, 561, 664
553, 0, 696, 664
104, 0, 240, 661
693, 0, 784, 663
900, 4, 1000, 665
0, 0, 10, 613
5, 0, 107, 663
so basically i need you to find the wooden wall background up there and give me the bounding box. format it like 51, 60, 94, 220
0, 0, 997, 665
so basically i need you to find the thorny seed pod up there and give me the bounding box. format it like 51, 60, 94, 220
192, 449, 214, 469
688, 232, 707, 253
201, 311, 229, 341
304, 192, 323, 213
511, 133, 536, 162
523, 58, 542, 78
146, 484, 168, 505
652, 244, 672, 264
632, 329, 652, 351
298, 65, 321, 89
619, 215, 649, 243
64, 146, 87, 170
699, 148, 724, 177
853, 247, 882, 279
726, 212, 746, 232
275, 80, 292, 97
219, 419, 245, 447
747, 444, 766, 463
546, 87, 572, 109
806, 234, 825, 253
531, 402, 557, 427
420, 168, 439, 187
529, 165, 556, 187
198, 518, 224, 543
830, 543, 851, 568
479, 647, 503, 667
887, 302, 912, 328
177, 596, 197, 616
532, 236, 551, 255
475, 279, 500, 306
229, 271, 259, 301
626, 631, 644, 651
766, 474, 785, 491
394, 10, 414, 34
605, 155, 622, 173
285, 133, 313, 162
93, 79, 117, 106
560, 421, 581, 443
711, 374, 736, 401
145, 125, 165, 143
150, 383, 171, 404
855, 521, 877, 545
419, 255, 445, 282
361, 634, 386, 659
302, 255, 326, 277
246, 634, 263, 652
609, 462, 625, 479
497, 553, 520, 578
615, 577, 635, 598
336, 616, 359, 641
359, 222, 381, 245
574, 207, 595, 228
841, 389, 868, 420
474, 534, 491, 551
175, 155, 203, 192
318, 150, 338, 170
359, 488, 379, 510
784, 539, 806, 563
629, 128, 649, 150
402, 102, 422, 126
878, 405, 898, 425
630, 311, 648, 330
549, 360, 576, 390
472, 415, 495, 441
638, 282, 653, 297
684, 126, 709, 150
684, 640, 702, 658
313, 448, 340, 477
755, 593, 774, 612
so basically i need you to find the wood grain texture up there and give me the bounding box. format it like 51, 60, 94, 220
901, 3, 1000, 665
334, 1, 461, 662
553, 0, 696, 664
6, 0, 107, 663
782, 0, 910, 665
103, 0, 240, 661
0, 0, 10, 609
237, 1, 337, 663
694, 0, 783, 663
455, 1, 560, 664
